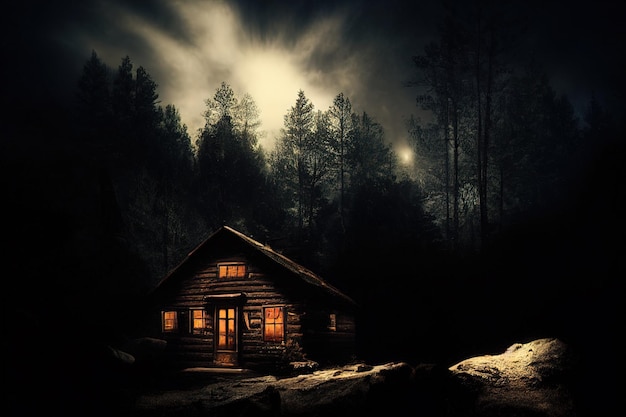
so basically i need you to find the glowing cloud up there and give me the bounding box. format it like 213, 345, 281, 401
72, 0, 426, 152
91, 1, 342, 150
398, 146, 414, 166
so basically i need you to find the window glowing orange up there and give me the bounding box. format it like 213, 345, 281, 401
192, 309, 206, 332
264, 307, 284, 342
217, 308, 236, 349
218, 263, 246, 278
162, 311, 178, 332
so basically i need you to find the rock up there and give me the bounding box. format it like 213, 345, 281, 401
107, 345, 135, 365
447, 338, 578, 416
131, 338, 579, 417
133, 362, 416, 416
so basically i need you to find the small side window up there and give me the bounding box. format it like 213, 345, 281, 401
191, 309, 207, 334
162, 311, 178, 332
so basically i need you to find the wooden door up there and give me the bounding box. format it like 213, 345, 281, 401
214, 306, 239, 366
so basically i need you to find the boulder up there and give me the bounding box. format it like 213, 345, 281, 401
447, 338, 578, 416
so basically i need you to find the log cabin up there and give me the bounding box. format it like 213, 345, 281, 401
148, 225, 357, 372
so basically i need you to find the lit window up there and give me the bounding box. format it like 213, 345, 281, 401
328, 313, 337, 331
162, 311, 178, 332
191, 309, 206, 334
217, 308, 236, 349
218, 263, 246, 279
264, 306, 285, 343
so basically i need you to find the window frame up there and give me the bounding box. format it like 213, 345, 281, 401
190, 308, 207, 334
263, 305, 285, 343
217, 262, 247, 279
162, 310, 178, 333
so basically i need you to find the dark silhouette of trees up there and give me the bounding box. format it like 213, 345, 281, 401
411, 19, 468, 252
264, 89, 443, 302
112, 55, 135, 147
347, 112, 396, 190
71, 52, 449, 300
73, 53, 203, 286
75, 50, 112, 148
134, 65, 161, 144
269, 89, 318, 237
66, 42, 608, 331
195, 82, 278, 237
492, 65, 581, 227
51, 38, 617, 373
153, 104, 196, 270
328, 92, 353, 235
410, 1, 582, 254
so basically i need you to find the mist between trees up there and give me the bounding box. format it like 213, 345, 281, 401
67, 39, 617, 284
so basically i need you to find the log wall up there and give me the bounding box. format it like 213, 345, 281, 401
153, 246, 356, 371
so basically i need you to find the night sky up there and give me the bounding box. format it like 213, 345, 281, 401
4, 0, 625, 152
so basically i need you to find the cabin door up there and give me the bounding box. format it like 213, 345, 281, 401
213, 305, 239, 366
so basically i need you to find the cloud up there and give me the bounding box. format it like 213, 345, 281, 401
13, 0, 442, 155
65, 0, 431, 152
13, 0, 622, 155
83, 1, 350, 150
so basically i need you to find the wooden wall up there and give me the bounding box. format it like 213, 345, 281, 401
152, 242, 356, 371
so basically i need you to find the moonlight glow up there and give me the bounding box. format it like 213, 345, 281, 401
79, 1, 341, 150
399, 146, 414, 165
234, 47, 334, 150
72, 0, 426, 151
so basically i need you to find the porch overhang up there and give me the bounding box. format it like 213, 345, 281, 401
203, 292, 247, 303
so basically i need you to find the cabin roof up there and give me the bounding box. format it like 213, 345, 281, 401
155, 225, 356, 306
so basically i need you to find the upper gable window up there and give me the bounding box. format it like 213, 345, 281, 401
218, 262, 247, 279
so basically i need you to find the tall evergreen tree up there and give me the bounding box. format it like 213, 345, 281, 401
112, 55, 134, 130
270, 90, 316, 235
75, 50, 111, 148
347, 111, 396, 190
233, 92, 262, 148
153, 104, 197, 271
328, 93, 353, 234
135, 67, 161, 129
196, 82, 274, 235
